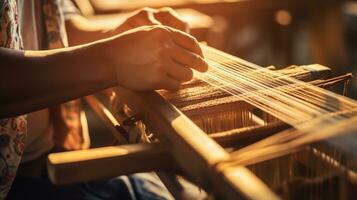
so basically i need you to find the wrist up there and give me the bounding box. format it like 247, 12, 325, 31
89, 41, 119, 87
48, 43, 118, 89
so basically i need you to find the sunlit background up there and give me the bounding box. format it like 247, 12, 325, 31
72, 0, 357, 98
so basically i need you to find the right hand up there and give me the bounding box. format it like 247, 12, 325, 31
102, 25, 208, 91
114, 7, 189, 34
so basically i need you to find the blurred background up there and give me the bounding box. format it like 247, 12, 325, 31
71, 0, 357, 98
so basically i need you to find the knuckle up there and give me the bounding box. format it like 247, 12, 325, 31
184, 36, 197, 48
160, 7, 174, 12
152, 26, 168, 34
159, 10, 169, 16
192, 40, 202, 54
153, 28, 172, 42
141, 7, 151, 13
150, 26, 165, 36
137, 8, 153, 18
138, 9, 147, 16
161, 41, 171, 51
191, 37, 199, 46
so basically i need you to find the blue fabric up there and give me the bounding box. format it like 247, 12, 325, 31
7, 173, 172, 200
129, 174, 173, 200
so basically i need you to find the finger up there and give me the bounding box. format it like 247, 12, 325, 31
164, 60, 194, 82
154, 7, 189, 33
168, 28, 203, 57
157, 75, 181, 91
146, 10, 162, 25
132, 8, 161, 26
168, 45, 208, 72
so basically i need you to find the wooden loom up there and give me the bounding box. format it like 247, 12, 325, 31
47, 45, 356, 200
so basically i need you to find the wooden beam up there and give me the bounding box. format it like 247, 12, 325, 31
47, 143, 175, 185
115, 87, 280, 200
84, 95, 193, 199
85, 95, 128, 143
210, 122, 290, 148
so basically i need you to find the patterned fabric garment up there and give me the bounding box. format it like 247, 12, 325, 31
42, 0, 86, 151
0, 0, 85, 197
0, 0, 27, 198
42, 0, 68, 49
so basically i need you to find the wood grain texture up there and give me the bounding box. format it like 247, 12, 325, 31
47, 143, 175, 185
114, 87, 280, 200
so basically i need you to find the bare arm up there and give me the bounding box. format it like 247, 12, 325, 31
65, 15, 123, 46
0, 25, 207, 119
65, 7, 189, 46
0, 43, 116, 118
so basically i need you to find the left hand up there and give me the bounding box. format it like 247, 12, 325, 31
115, 7, 189, 34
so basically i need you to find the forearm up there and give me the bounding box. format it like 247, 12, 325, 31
65, 15, 123, 46
0, 43, 116, 118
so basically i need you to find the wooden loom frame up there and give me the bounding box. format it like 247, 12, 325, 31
47, 65, 353, 199
47, 88, 280, 199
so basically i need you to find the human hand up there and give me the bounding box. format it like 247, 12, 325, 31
116, 7, 189, 34
102, 25, 208, 91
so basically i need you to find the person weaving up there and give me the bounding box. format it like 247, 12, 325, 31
0, 1, 208, 199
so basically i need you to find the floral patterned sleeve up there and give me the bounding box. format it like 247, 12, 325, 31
0, 117, 27, 198
0, 0, 27, 198
0, 0, 79, 197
